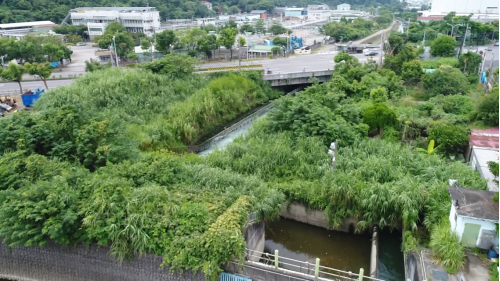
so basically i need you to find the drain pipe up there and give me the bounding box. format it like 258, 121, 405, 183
370, 225, 379, 278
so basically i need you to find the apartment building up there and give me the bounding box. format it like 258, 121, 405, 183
70, 7, 160, 37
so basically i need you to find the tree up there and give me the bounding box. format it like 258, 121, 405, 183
271, 46, 281, 55
428, 124, 469, 154
140, 54, 198, 78
255, 19, 266, 34
256, 0, 274, 12
430, 35, 456, 57
386, 32, 405, 55
219, 28, 237, 61
98, 23, 135, 59
369, 87, 388, 103
198, 34, 217, 58
238, 37, 246, 69
458, 52, 482, 76
240, 22, 254, 34
472, 88, 499, 126
383, 46, 417, 75
155, 30, 177, 53
141, 38, 152, 61
269, 22, 288, 35
0, 63, 25, 93
363, 103, 397, 134
401, 59, 423, 84
85, 61, 111, 72
272, 37, 287, 55
421, 65, 469, 96
25, 62, 54, 90
181, 27, 207, 50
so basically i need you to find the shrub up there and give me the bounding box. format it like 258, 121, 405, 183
472, 88, 499, 126
429, 219, 465, 273
420, 58, 459, 69
436, 95, 474, 115
363, 103, 397, 134
430, 35, 456, 57
428, 124, 470, 154
421, 65, 469, 96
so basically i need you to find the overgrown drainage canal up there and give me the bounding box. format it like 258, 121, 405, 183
263, 219, 405, 281
200, 91, 405, 281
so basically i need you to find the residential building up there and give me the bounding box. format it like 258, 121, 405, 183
448, 184, 499, 249
336, 3, 351, 11
70, 7, 160, 37
284, 8, 308, 18
201, 1, 213, 10
0, 21, 57, 39
420, 0, 498, 21
249, 10, 268, 19
466, 128, 499, 192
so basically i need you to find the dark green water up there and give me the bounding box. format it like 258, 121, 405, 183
264, 218, 405, 281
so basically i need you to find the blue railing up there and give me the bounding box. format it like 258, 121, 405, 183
220, 272, 251, 281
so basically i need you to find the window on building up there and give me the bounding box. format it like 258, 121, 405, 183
89, 28, 103, 32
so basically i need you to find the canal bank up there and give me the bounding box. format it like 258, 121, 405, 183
263, 218, 405, 281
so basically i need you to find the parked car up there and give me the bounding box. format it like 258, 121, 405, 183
76, 42, 86, 46
494, 42, 499, 46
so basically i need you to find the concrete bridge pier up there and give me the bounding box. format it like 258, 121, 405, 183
370, 225, 379, 278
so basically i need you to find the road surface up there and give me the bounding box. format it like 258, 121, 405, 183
0, 80, 74, 94
198, 52, 375, 74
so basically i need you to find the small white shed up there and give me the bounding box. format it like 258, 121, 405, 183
448, 185, 499, 249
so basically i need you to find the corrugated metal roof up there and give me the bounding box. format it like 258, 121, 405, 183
0, 21, 55, 29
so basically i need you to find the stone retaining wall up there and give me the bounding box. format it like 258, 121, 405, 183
0, 241, 205, 281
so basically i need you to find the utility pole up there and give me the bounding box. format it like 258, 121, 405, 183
458, 23, 469, 57
112, 36, 119, 67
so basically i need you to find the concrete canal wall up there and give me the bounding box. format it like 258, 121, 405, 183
245, 220, 266, 262
280, 201, 360, 233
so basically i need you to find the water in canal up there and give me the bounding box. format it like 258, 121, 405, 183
264, 218, 405, 281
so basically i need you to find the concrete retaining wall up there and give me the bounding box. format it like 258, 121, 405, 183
0, 241, 205, 281
404, 252, 424, 281
280, 201, 359, 233
245, 220, 266, 261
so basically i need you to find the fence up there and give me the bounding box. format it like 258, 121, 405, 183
183, 87, 302, 153
244, 249, 384, 281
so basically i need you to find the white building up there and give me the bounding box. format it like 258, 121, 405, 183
337, 3, 351, 11
70, 7, 160, 37
421, 0, 498, 21
448, 185, 498, 249
467, 128, 499, 192
307, 4, 330, 10
0, 21, 57, 39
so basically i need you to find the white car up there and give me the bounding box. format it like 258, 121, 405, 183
76, 42, 86, 46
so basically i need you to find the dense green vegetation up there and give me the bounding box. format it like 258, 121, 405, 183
322, 12, 393, 42
0, 22, 497, 278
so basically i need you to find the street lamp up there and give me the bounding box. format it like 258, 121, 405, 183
169, 44, 174, 55
446, 23, 462, 37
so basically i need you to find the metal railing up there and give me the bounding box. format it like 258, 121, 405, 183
245, 249, 384, 281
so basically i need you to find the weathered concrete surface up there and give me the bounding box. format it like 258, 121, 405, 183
464, 251, 491, 281
370, 226, 379, 278
279, 201, 359, 233
263, 70, 334, 86
225, 260, 333, 281
420, 248, 491, 281
0, 241, 205, 281
404, 251, 425, 281
245, 220, 265, 262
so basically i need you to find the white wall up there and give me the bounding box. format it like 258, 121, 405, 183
450, 204, 498, 248
431, 0, 498, 15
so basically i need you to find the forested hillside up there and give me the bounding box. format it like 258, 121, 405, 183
0, 0, 401, 24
